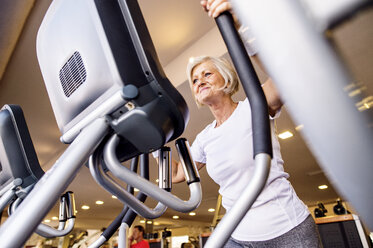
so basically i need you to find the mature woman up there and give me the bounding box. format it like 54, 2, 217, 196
172, 55, 321, 247
154, 1, 322, 246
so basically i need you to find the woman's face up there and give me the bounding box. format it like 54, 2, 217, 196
191, 60, 226, 105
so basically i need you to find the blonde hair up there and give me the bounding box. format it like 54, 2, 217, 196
186, 56, 239, 107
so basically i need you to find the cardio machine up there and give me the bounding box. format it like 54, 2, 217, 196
0, 0, 203, 247
0, 0, 273, 247
0, 104, 77, 238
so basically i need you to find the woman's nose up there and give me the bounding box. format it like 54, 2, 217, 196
197, 78, 206, 86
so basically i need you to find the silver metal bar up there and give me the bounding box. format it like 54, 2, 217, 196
352, 214, 370, 248
35, 218, 75, 238
232, 0, 373, 230
88, 236, 107, 248
57, 221, 66, 231
158, 148, 172, 190
204, 154, 271, 248
0, 118, 109, 247
0, 189, 17, 213
89, 150, 167, 219
104, 135, 202, 213
118, 222, 129, 248
0, 178, 22, 196
61, 91, 124, 143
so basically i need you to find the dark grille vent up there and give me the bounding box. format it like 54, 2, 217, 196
59, 51, 87, 97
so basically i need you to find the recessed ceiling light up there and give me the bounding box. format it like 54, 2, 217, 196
295, 124, 304, 131
154, 222, 160, 226
96, 200, 104, 205
112, 195, 118, 199
278, 131, 294, 139
81, 205, 90, 210
147, 220, 153, 224
44, 219, 51, 223
208, 208, 215, 212
51, 216, 58, 220
189, 212, 196, 216
318, 185, 328, 190
172, 215, 179, 219
140, 220, 146, 224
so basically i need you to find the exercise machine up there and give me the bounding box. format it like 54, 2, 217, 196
0, 0, 202, 246
0, 105, 77, 238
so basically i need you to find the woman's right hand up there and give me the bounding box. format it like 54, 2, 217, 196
200, 0, 233, 18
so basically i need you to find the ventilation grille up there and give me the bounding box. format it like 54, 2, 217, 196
59, 51, 87, 97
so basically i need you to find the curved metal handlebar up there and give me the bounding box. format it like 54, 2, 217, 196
34, 192, 76, 238
89, 148, 167, 219
35, 218, 75, 238
204, 154, 271, 248
104, 134, 202, 213
0, 179, 23, 214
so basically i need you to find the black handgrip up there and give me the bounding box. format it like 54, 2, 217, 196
215, 12, 272, 158
175, 138, 200, 185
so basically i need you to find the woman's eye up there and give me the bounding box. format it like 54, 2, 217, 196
192, 79, 198, 84
205, 72, 211, 77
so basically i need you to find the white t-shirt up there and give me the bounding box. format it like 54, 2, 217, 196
190, 99, 309, 241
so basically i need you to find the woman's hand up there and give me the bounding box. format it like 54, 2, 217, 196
200, 0, 232, 18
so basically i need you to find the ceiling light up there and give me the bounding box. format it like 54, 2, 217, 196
95, 200, 104, 205
155, 179, 159, 183
140, 220, 146, 224
189, 212, 196, 216
172, 215, 179, 219
147, 220, 153, 224
318, 185, 328, 190
52, 216, 58, 220
81, 205, 90, 210
278, 131, 293, 139
154, 222, 160, 226
134, 188, 139, 192
75, 210, 78, 214
208, 208, 215, 212
112, 195, 118, 199
295, 124, 304, 131
44, 219, 51, 223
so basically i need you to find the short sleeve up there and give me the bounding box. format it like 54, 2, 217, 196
238, 25, 258, 57
190, 134, 206, 164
